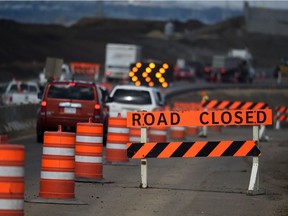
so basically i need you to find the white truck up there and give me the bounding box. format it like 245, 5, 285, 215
104, 43, 142, 81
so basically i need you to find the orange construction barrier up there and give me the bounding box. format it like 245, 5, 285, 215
105, 114, 130, 163
129, 127, 142, 143
149, 126, 167, 142
209, 126, 222, 133
0, 144, 25, 216
0, 134, 8, 144
75, 121, 105, 182
169, 126, 185, 139
185, 126, 199, 136
39, 126, 75, 199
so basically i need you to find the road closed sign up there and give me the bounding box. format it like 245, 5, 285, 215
126, 109, 272, 127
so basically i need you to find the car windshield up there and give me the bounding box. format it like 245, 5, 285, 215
47, 84, 95, 100
112, 89, 152, 105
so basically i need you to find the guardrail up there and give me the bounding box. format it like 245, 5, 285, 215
0, 104, 39, 134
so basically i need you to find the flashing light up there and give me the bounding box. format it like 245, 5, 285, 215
132, 67, 138, 72
159, 77, 165, 83
162, 63, 169, 69
148, 81, 154, 87
149, 63, 156, 69
135, 81, 141, 86
162, 82, 168, 88
145, 77, 151, 82
136, 62, 142, 68
129, 71, 135, 77
142, 72, 148, 78
155, 72, 162, 78
159, 68, 165, 73
132, 76, 138, 82
69, 82, 76, 86
146, 67, 152, 73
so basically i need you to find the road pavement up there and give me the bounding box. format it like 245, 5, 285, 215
9, 125, 288, 216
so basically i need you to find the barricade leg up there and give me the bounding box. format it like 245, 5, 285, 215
259, 125, 269, 142
198, 125, 207, 138
247, 126, 265, 195
140, 127, 148, 189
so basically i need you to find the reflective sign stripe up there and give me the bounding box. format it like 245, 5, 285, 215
43, 147, 74, 156
75, 155, 102, 163
41, 171, 74, 180
0, 199, 23, 210
0, 166, 24, 177
76, 135, 102, 143
106, 143, 127, 150
108, 127, 129, 133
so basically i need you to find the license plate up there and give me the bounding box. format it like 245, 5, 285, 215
64, 107, 76, 114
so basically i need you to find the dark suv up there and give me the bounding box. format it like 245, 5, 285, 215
36, 80, 108, 143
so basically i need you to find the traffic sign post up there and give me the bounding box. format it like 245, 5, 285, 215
127, 109, 272, 195
140, 127, 148, 189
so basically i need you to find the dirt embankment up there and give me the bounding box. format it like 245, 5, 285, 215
1, 16, 288, 82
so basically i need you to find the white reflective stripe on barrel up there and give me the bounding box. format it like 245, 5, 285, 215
129, 137, 141, 142
43, 147, 74, 156
76, 135, 103, 143
108, 127, 129, 134
75, 155, 102, 163
0, 199, 23, 210
170, 126, 185, 131
149, 130, 166, 135
106, 143, 127, 150
41, 171, 74, 180
0, 166, 24, 177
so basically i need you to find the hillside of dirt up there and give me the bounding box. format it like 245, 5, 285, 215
0, 16, 287, 82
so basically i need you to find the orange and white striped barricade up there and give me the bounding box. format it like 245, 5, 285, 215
105, 114, 130, 164
0, 134, 8, 144
148, 126, 167, 142
129, 127, 142, 143
127, 109, 273, 194
75, 121, 111, 183
30, 125, 85, 205
275, 106, 288, 130
0, 144, 25, 216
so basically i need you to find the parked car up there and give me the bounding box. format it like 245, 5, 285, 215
174, 66, 196, 82
1, 80, 40, 105
36, 80, 108, 143
105, 85, 165, 118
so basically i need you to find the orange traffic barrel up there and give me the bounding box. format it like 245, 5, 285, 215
129, 127, 142, 143
75, 121, 107, 182
209, 126, 222, 133
0, 134, 8, 144
0, 144, 25, 216
148, 126, 167, 142
185, 126, 199, 136
169, 126, 185, 140
39, 125, 75, 199
105, 114, 129, 163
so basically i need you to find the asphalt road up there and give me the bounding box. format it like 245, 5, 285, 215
9, 124, 288, 216
5, 79, 288, 216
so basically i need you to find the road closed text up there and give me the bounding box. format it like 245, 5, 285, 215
126, 109, 272, 127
